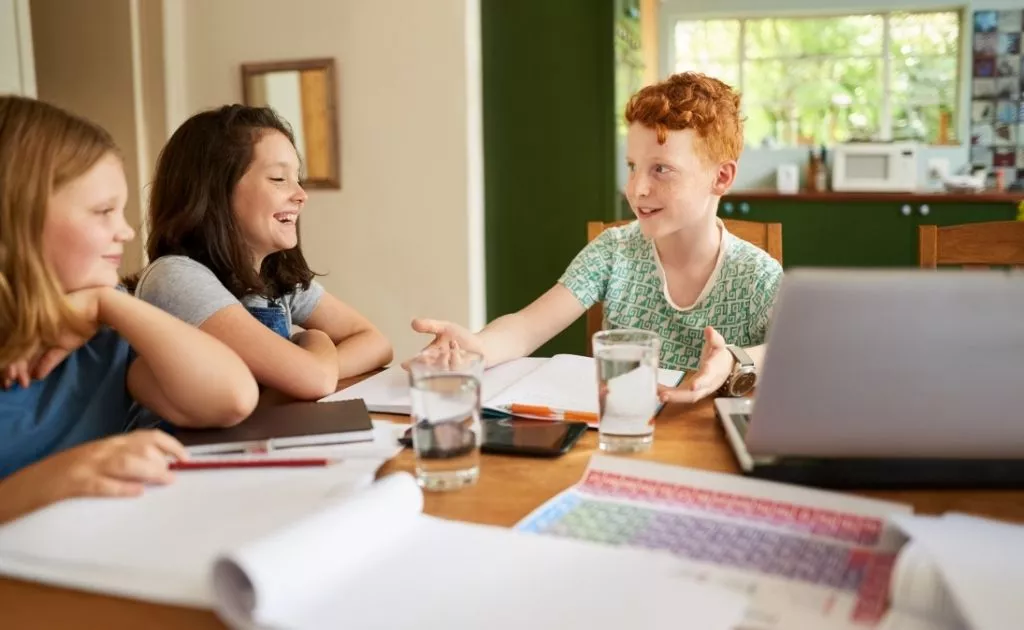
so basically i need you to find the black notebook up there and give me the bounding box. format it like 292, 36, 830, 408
174, 399, 375, 455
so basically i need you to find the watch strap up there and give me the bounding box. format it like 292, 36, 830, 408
724, 344, 754, 368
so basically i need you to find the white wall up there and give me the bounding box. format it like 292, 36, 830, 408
0, 0, 35, 96
31, 0, 152, 271
659, 0, 1024, 189
166, 0, 484, 362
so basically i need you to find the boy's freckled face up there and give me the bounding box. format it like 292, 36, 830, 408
625, 124, 724, 239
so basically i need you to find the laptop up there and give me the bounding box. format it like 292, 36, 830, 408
714, 268, 1024, 489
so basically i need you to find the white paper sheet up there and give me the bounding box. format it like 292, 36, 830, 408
214, 473, 424, 628
321, 358, 545, 414
891, 512, 1024, 630
287, 516, 746, 630
0, 459, 748, 630
0, 461, 380, 607
889, 540, 967, 629
214, 474, 748, 630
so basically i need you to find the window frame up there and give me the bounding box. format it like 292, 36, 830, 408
661, 7, 965, 147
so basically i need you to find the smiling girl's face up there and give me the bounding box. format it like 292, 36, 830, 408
42, 152, 134, 291
232, 129, 308, 263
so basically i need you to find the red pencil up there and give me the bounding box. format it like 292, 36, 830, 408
169, 457, 331, 471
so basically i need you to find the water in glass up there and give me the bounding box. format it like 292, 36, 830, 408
409, 370, 481, 491
593, 330, 660, 453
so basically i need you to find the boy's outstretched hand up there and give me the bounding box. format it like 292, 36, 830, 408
657, 326, 734, 405
403, 318, 486, 369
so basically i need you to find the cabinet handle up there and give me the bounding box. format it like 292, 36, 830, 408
722, 202, 734, 215
901, 204, 912, 216
919, 204, 930, 216
739, 202, 750, 214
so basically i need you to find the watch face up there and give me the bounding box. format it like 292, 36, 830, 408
731, 371, 757, 396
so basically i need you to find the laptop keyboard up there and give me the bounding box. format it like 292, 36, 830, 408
729, 413, 751, 439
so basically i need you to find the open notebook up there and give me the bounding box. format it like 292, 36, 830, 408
515, 455, 1024, 630
0, 467, 746, 630
321, 354, 685, 428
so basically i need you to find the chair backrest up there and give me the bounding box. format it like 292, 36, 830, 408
584, 218, 784, 355
919, 221, 1024, 269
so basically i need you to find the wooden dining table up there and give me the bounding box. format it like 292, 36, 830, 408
4, 376, 1024, 629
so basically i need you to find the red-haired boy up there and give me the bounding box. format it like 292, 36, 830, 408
413, 72, 782, 404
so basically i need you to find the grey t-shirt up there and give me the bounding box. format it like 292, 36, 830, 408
134, 255, 324, 331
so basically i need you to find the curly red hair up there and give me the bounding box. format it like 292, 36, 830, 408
625, 72, 743, 164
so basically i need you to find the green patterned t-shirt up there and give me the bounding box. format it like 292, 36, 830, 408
559, 221, 783, 371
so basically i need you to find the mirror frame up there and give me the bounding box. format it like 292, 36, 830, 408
240, 57, 340, 189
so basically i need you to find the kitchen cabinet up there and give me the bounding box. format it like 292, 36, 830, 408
720, 192, 1020, 268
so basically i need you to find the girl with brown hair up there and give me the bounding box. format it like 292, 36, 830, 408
133, 105, 392, 400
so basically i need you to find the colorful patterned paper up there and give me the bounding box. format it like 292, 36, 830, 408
517, 463, 907, 626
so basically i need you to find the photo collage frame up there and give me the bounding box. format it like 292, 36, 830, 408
971, 9, 1024, 186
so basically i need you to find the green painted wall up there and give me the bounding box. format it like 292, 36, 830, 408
481, 0, 618, 357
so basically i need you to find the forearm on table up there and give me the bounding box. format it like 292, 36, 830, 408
334, 329, 393, 379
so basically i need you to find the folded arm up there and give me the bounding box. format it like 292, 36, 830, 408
301, 292, 393, 379
199, 305, 341, 400
100, 289, 258, 428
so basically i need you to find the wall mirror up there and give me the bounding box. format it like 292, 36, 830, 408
241, 57, 340, 189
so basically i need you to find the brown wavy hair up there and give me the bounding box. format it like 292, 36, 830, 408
625, 72, 743, 164
0, 96, 118, 367
129, 105, 315, 299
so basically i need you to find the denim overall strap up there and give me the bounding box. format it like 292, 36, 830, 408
246, 302, 291, 339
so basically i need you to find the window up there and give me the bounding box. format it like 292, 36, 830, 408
672, 11, 961, 147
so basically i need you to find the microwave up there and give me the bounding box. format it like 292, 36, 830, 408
831, 142, 919, 192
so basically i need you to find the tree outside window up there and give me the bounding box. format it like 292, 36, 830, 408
673, 11, 961, 147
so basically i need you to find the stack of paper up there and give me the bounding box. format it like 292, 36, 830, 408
0, 468, 748, 629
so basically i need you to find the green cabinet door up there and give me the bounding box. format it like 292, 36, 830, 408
720, 199, 919, 267
720, 198, 1020, 268
482, 0, 617, 358
911, 201, 1017, 227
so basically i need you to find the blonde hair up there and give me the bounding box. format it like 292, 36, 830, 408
0, 96, 119, 367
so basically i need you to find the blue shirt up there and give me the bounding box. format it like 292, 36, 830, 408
0, 327, 138, 479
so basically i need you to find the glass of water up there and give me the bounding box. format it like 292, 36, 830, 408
407, 348, 484, 491
592, 329, 661, 453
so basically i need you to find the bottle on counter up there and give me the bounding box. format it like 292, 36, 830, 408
815, 145, 828, 191
806, 148, 819, 192
806, 146, 828, 192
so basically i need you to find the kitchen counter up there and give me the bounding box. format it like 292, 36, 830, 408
724, 190, 1024, 203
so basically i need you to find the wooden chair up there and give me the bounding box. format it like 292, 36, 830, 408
918, 221, 1024, 269
584, 218, 784, 355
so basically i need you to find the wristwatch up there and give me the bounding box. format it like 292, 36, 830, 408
718, 344, 757, 397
